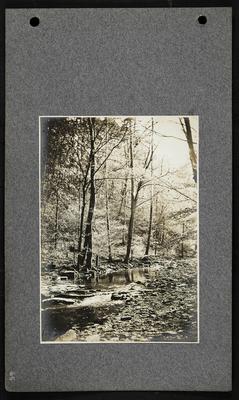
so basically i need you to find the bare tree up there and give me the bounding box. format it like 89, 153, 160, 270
80, 118, 96, 270
105, 125, 113, 263
180, 117, 197, 183
145, 118, 154, 255
124, 120, 153, 263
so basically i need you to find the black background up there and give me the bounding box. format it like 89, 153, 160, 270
0, 1, 237, 399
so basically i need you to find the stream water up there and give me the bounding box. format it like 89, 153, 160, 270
83, 267, 156, 288
41, 262, 197, 342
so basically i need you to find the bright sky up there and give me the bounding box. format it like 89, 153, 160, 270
116, 116, 198, 169
138, 116, 198, 169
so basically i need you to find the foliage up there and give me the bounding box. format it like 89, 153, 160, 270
41, 116, 198, 269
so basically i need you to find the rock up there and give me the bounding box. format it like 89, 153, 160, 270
42, 297, 76, 307
111, 293, 124, 300
85, 334, 101, 342
59, 293, 83, 299
121, 315, 132, 321
55, 329, 77, 341
67, 289, 86, 295
59, 270, 76, 280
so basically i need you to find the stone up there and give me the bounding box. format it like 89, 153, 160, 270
55, 329, 77, 341
111, 293, 124, 300
59, 270, 76, 280
42, 297, 76, 306
121, 315, 132, 321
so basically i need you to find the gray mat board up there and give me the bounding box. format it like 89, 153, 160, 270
5, 8, 231, 391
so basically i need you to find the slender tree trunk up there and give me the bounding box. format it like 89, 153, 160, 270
122, 188, 127, 245
154, 195, 159, 256
124, 121, 135, 263
54, 193, 59, 249
81, 118, 96, 270
183, 117, 197, 183
77, 186, 86, 270
105, 127, 113, 263
121, 142, 129, 245
161, 216, 165, 245
181, 222, 185, 258
105, 186, 113, 262
145, 118, 154, 255
124, 196, 137, 263
145, 200, 153, 255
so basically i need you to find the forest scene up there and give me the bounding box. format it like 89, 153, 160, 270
40, 115, 198, 342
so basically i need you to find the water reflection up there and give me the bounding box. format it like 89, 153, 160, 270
84, 267, 158, 288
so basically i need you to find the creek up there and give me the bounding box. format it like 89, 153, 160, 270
41, 261, 197, 342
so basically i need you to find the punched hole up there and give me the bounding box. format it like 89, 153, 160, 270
30, 17, 40, 27
198, 15, 207, 25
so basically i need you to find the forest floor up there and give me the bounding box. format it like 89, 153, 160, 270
41, 257, 198, 342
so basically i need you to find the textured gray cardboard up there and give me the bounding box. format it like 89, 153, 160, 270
5, 8, 231, 391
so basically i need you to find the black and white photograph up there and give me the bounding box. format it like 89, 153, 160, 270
40, 116, 198, 343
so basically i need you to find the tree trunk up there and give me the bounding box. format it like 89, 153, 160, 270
54, 193, 59, 249
145, 199, 153, 255
181, 222, 185, 258
161, 216, 165, 245
121, 142, 129, 244
124, 121, 135, 263
183, 117, 197, 183
122, 188, 127, 245
145, 118, 154, 255
77, 186, 86, 270
154, 195, 159, 255
105, 127, 113, 263
124, 196, 137, 263
81, 118, 96, 270
105, 188, 113, 262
